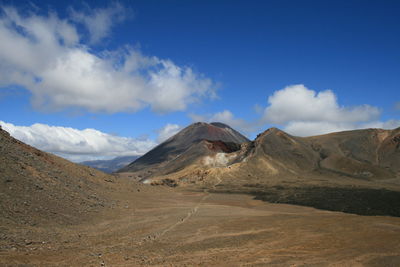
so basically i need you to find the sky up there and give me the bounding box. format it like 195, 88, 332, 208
0, 0, 399, 161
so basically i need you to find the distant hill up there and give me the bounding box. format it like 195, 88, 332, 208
81, 155, 140, 173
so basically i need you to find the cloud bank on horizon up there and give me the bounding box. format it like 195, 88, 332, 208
0, 5, 216, 114
0, 120, 157, 162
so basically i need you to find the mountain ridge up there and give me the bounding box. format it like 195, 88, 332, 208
121, 122, 400, 185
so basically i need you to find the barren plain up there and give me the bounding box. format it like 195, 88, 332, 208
2, 177, 400, 267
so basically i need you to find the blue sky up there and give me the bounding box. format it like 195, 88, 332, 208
0, 0, 399, 161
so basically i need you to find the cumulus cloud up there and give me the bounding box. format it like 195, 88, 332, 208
209, 110, 252, 131
360, 120, 400, 130
0, 121, 156, 162
191, 85, 399, 137
284, 121, 356, 137
284, 120, 400, 137
156, 123, 182, 142
70, 2, 127, 44
189, 110, 255, 135
0, 5, 216, 114
262, 84, 398, 136
264, 85, 380, 124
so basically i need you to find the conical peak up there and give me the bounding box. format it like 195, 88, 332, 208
256, 127, 285, 138
267, 127, 281, 133
209, 122, 231, 129
187, 121, 230, 129
175, 122, 249, 145
118, 121, 249, 173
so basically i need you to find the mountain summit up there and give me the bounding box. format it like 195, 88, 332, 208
118, 122, 249, 178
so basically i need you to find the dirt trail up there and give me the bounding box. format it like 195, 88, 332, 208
2, 181, 400, 266
155, 176, 223, 239
157, 193, 210, 238
214, 175, 222, 188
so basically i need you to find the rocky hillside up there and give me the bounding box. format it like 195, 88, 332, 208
0, 126, 119, 226
240, 126, 400, 181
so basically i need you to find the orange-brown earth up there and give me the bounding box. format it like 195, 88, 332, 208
1, 185, 400, 266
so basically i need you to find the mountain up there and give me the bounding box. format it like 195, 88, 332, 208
234, 127, 400, 216
121, 123, 400, 216
118, 122, 249, 179
0, 125, 119, 226
238, 126, 400, 181
80, 155, 140, 173
139, 125, 400, 184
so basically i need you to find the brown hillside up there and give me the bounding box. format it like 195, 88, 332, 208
0, 126, 119, 226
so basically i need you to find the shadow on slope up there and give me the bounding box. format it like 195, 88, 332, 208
214, 185, 400, 217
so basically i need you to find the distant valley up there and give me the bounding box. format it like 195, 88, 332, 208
80, 155, 140, 173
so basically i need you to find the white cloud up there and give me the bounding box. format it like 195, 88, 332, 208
156, 123, 182, 142
192, 85, 400, 137
0, 5, 216, 114
284, 120, 400, 137
189, 110, 254, 135
0, 121, 156, 162
253, 104, 264, 114
188, 113, 206, 123
360, 120, 400, 130
209, 110, 251, 131
70, 2, 127, 44
260, 84, 399, 136
284, 121, 358, 136
263, 84, 380, 124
